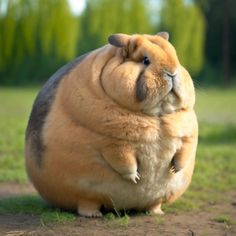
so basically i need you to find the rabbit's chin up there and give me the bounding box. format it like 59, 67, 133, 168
143, 91, 181, 116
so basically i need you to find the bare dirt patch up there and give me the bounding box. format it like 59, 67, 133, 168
0, 183, 235, 236
0, 183, 35, 199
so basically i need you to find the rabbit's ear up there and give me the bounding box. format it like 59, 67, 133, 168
108, 34, 131, 47
157, 32, 169, 41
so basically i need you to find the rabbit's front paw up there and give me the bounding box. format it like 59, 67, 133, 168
122, 171, 141, 184
170, 158, 184, 173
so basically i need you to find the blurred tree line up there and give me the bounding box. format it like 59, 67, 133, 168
0, 0, 234, 86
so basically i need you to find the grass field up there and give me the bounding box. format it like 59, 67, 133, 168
0, 86, 236, 223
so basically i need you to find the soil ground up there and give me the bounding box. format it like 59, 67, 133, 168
0, 183, 235, 236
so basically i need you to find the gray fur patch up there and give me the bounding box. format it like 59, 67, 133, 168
26, 53, 88, 167
136, 73, 147, 102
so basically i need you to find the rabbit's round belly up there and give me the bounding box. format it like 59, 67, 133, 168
82, 141, 186, 210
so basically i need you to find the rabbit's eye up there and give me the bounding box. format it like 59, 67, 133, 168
142, 56, 150, 66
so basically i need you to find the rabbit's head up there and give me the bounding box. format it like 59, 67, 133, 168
100, 32, 195, 115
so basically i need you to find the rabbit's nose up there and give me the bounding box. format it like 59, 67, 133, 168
165, 71, 177, 80
163, 70, 177, 85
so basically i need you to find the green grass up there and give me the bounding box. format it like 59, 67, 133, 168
0, 87, 38, 182
213, 215, 236, 226
0, 195, 76, 224
195, 87, 236, 124
104, 212, 130, 227
0, 86, 236, 219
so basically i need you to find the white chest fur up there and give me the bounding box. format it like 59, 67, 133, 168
82, 136, 187, 210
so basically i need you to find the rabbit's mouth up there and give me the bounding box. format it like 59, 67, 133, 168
170, 84, 179, 100
143, 90, 180, 116
169, 69, 183, 101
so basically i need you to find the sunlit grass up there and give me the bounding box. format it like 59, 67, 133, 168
0, 87, 38, 182
195, 88, 236, 124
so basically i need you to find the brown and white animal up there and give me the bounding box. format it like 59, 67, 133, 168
25, 32, 198, 217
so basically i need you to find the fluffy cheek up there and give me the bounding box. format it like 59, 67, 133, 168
140, 73, 173, 113
101, 61, 143, 110
173, 67, 195, 109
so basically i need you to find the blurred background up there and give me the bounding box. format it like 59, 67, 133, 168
0, 0, 235, 86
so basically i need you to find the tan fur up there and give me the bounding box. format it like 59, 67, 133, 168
25, 33, 198, 217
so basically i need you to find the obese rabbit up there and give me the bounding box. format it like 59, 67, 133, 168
25, 32, 198, 217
